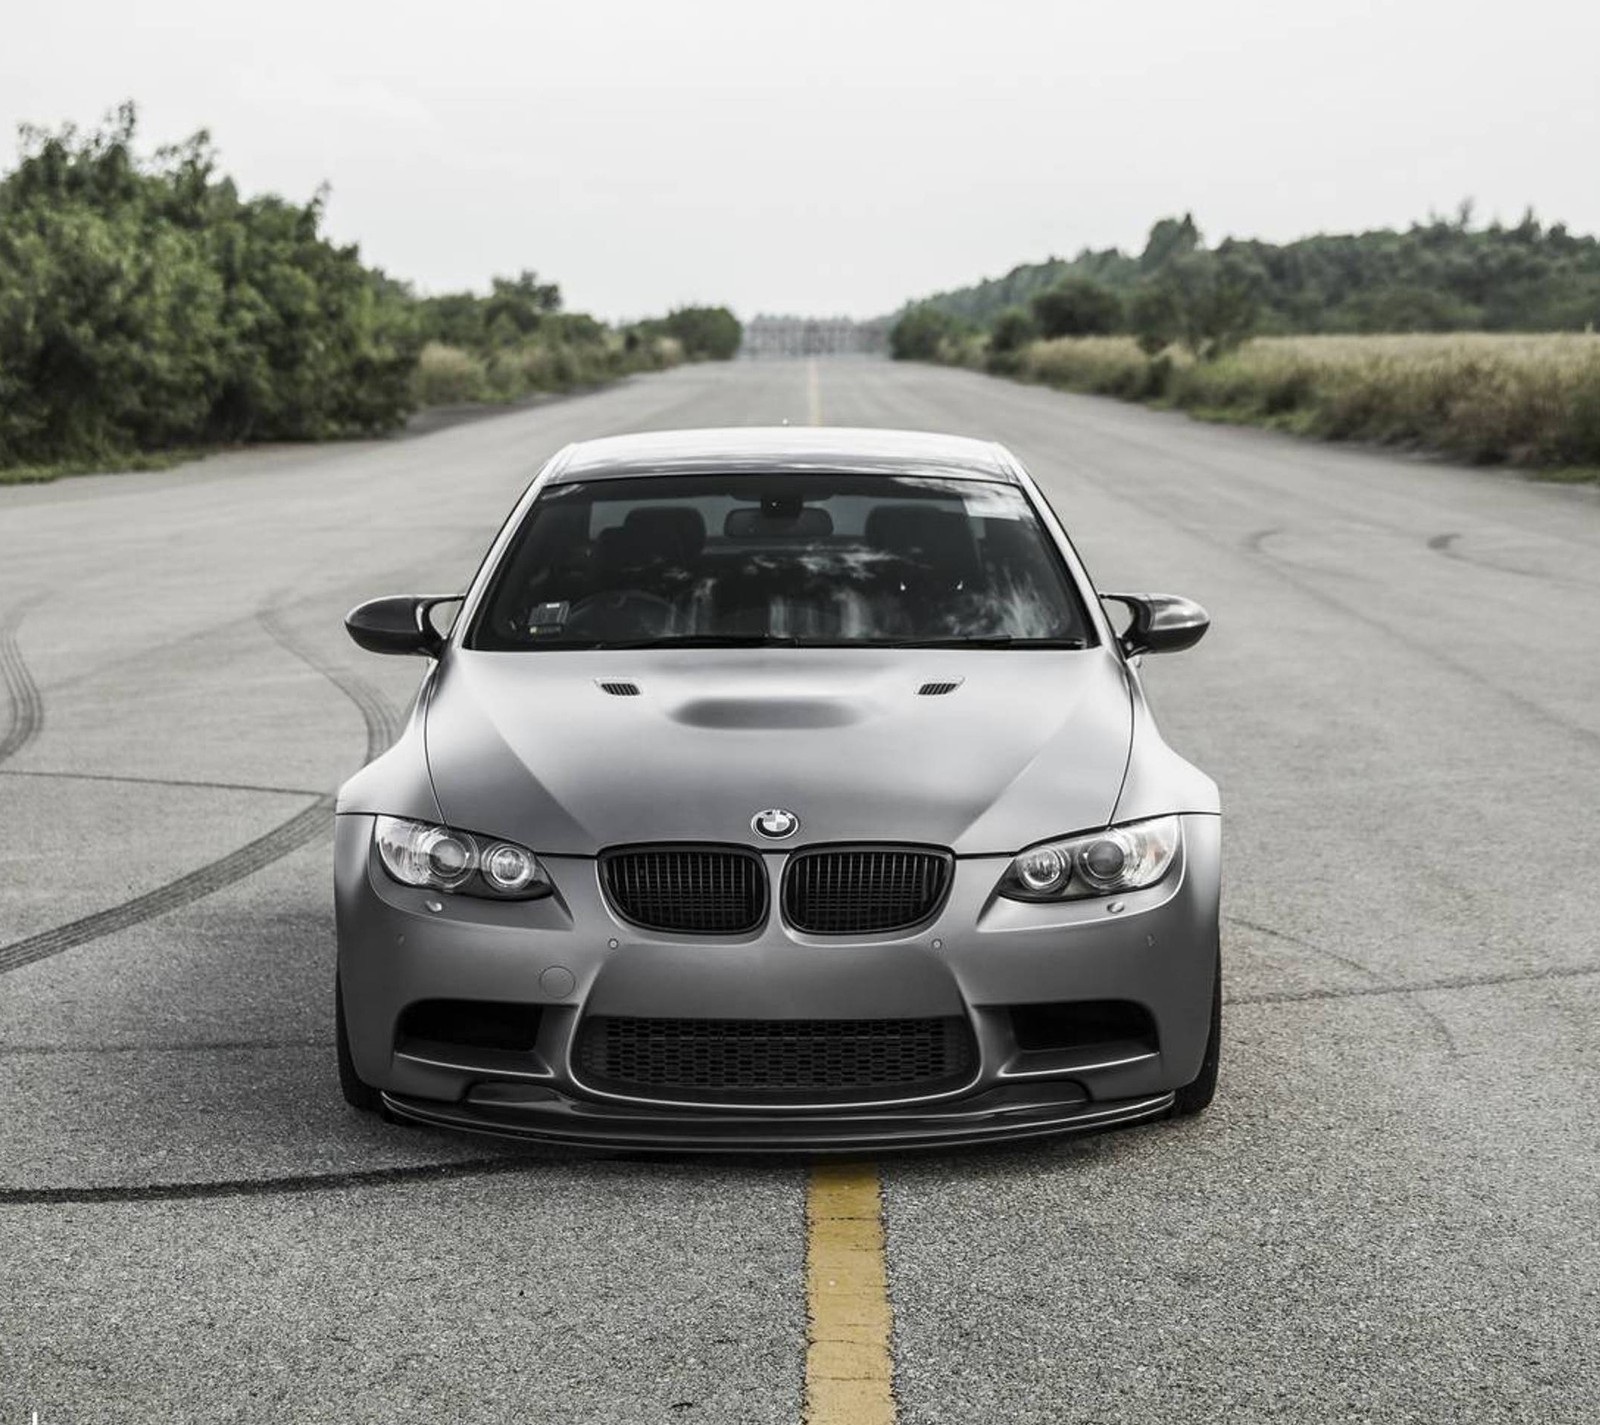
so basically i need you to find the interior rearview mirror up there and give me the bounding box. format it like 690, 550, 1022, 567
344, 595, 459, 657
1100, 592, 1210, 657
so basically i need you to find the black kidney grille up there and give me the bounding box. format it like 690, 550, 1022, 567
574, 1015, 976, 1103
601, 846, 765, 934
783, 847, 952, 934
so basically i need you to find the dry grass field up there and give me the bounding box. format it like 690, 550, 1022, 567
976, 332, 1600, 474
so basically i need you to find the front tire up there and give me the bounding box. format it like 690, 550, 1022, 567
335, 974, 381, 1113
1171, 948, 1221, 1117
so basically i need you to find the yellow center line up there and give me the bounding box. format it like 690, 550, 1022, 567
807, 358, 824, 426
805, 1161, 897, 1424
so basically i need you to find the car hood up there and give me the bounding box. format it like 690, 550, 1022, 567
423, 649, 1134, 856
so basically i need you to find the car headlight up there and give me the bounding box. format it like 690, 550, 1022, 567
373, 816, 552, 900
1000, 816, 1181, 901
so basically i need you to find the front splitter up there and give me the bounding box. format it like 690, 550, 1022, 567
379, 1083, 1176, 1153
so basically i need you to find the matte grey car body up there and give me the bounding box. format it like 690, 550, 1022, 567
334, 427, 1221, 1151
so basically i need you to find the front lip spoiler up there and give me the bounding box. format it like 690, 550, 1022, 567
379, 1086, 1176, 1153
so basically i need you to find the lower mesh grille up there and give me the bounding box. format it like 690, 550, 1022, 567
783, 846, 953, 934
601, 846, 766, 933
574, 1015, 976, 1103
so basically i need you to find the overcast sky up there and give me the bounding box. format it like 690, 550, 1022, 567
4, 0, 1597, 320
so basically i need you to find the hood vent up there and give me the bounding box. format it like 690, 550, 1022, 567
917, 680, 963, 697
597, 680, 641, 697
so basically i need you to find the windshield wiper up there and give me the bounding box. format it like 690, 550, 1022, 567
590, 634, 803, 649
871, 636, 1090, 649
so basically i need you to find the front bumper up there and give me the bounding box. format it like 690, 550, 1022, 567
335, 813, 1220, 1151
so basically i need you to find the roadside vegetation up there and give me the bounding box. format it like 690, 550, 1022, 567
938, 333, 1600, 471
0, 107, 740, 479
408, 276, 739, 407
892, 211, 1600, 475
407, 275, 686, 409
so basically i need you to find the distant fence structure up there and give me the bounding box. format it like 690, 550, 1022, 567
741, 315, 891, 359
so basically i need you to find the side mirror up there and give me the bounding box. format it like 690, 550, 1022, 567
344, 595, 458, 658
1101, 592, 1210, 657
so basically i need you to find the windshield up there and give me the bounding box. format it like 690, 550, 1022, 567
467, 473, 1093, 650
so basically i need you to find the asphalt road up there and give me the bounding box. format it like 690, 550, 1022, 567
3, 358, 1598, 1423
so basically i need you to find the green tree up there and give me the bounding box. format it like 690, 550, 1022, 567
1132, 253, 1263, 361
989, 306, 1038, 354
414, 291, 491, 348
903, 206, 1600, 336
1328, 285, 1481, 333
0, 105, 740, 468
0, 105, 418, 465
655, 305, 742, 360
1128, 284, 1180, 357
1029, 278, 1123, 338
483, 270, 562, 344
1139, 214, 1202, 274
889, 305, 962, 360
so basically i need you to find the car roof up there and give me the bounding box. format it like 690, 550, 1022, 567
544, 427, 1021, 484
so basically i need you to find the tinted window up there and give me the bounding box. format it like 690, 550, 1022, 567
468, 474, 1091, 650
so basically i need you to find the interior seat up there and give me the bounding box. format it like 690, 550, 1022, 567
593, 506, 708, 584
863, 505, 983, 588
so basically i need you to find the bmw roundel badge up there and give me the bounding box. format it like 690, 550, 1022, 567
752, 808, 800, 840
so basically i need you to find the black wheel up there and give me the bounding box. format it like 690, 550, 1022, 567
336, 974, 381, 1113
1171, 947, 1221, 1118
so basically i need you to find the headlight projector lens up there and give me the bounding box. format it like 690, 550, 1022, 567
482, 842, 539, 893
1016, 846, 1071, 895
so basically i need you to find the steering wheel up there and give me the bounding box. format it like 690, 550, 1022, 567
563, 589, 674, 638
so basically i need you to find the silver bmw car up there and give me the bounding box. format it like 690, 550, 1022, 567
334, 427, 1220, 1151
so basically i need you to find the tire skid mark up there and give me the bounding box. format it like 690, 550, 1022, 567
1426, 528, 1600, 592
34, 607, 263, 704
1226, 912, 1458, 1056
259, 604, 404, 762
0, 766, 323, 798
0, 604, 400, 975
0, 601, 45, 765
1227, 959, 1599, 1006
0, 1154, 543, 1207
1247, 522, 1600, 752
33, 536, 460, 706
0, 796, 330, 975
1239, 524, 1369, 585
1227, 911, 1381, 981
